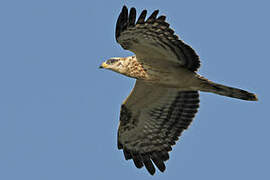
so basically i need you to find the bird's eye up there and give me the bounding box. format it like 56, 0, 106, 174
106, 59, 118, 65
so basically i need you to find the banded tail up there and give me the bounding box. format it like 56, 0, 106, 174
199, 78, 258, 101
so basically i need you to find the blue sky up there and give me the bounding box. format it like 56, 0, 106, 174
0, 0, 269, 179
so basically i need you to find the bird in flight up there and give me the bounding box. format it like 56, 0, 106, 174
100, 6, 258, 175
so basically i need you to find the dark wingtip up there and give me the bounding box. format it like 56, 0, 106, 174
151, 152, 166, 172
116, 6, 129, 40
157, 15, 166, 21
132, 153, 144, 168
128, 7, 136, 26
136, 9, 147, 24
122, 148, 169, 175
148, 168, 156, 175
121, 5, 128, 18
141, 154, 156, 175
158, 164, 166, 172
130, 7, 136, 12
121, 5, 128, 17
122, 5, 128, 11
123, 148, 132, 160
146, 9, 159, 22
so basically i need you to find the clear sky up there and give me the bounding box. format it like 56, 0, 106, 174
0, 0, 269, 179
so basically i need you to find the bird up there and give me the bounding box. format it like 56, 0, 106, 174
100, 6, 258, 175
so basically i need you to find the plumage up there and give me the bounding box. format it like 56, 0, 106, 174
123, 148, 132, 160
141, 154, 156, 175
117, 82, 200, 175
116, 5, 200, 71
100, 6, 258, 175
157, 15, 166, 21
136, 9, 147, 24
151, 152, 166, 172
131, 152, 144, 168
146, 10, 159, 22
128, 8, 136, 26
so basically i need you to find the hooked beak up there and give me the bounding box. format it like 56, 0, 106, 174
99, 62, 108, 69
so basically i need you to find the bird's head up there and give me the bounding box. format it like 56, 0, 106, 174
99, 57, 126, 74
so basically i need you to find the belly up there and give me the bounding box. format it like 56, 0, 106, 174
144, 65, 200, 89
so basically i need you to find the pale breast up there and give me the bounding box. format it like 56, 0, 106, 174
125, 57, 199, 89
125, 58, 150, 80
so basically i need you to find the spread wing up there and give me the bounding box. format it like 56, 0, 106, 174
117, 81, 200, 175
116, 6, 200, 72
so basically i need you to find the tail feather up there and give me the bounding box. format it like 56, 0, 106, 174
199, 79, 258, 101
